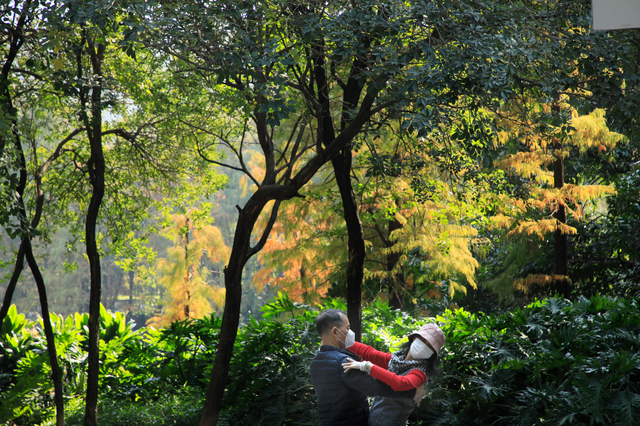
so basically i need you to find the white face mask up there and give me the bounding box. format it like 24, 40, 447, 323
410, 338, 434, 359
337, 328, 356, 348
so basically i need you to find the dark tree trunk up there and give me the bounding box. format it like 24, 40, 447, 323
0, 0, 31, 324
313, 36, 369, 341
198, 96, 378, 425
0, 244, 26, 324
553, 137, 570, 298
0, 140, 66, 426
25, 241, 65, 426
199, 195, 271, 426
0, 4, 64, 421
83, 41, 106, 426
331, 151, 365, 340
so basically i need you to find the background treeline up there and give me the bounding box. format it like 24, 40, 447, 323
2, 294, 639, 426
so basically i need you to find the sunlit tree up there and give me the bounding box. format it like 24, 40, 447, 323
148, 210, 229, 328
486, 102, 627, 297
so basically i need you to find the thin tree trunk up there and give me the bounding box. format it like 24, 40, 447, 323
185, 217, 191, 319
83, 41, 106, 426
387, 217, 404, 310
0, 244, 26, 324
128, 269, 134, 311
0, 154, 66, 426
0, 0, 31, 324
25, 240, 65, 426
553, 140, 570, 298
0, 3, 64, 419
313, 34, 369, 341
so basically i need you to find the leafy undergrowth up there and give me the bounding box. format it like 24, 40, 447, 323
2, 294, 639, 425
414, 295, 640, 426
64, 390, 203, 426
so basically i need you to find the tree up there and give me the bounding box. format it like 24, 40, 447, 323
253, 128, 485, 310
144, 1, 553, 423
3, 2, 226, 425
486, 102, 626, 298
252, 196, 342, 303
1, 2, 67, 423
359, 134, 483, 309
148, 209, 229, 328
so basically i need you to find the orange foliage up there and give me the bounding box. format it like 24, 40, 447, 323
252, 198, 340, 303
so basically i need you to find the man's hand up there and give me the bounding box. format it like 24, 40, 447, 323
413, 384, 426, 406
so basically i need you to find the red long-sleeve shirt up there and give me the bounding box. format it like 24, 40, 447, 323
349, 341, 427, 391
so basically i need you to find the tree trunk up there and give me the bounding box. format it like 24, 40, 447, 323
553, 137, 570, 298
0, 0, 31, 324
331, 151, 365, 340
128, 269, 134, 311
0, 4, 64, 419
185, 217, 191, 319
198, 106, 377, 425
199, 196, 268, 426
0, 155, 66, 426
83, 41, 106, 426
0, 244, 26, 324
25, 240, 65, 426
313, 35, 368, 341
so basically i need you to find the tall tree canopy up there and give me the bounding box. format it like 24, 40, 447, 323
141, 0, 615, 424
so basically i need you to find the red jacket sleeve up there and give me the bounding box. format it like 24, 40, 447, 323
349, 341, 392, 369
369, 366, 427, 391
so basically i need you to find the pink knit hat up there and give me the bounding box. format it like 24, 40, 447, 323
409, 324, 446, 356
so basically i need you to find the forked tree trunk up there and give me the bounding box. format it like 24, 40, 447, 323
0, 3, 64, 419
198, 94, 378, 425
198, 195, 270, 426
314, 35, 369, 341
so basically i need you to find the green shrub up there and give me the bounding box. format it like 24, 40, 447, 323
411, 295, 640, 426
64, 389, 204, 426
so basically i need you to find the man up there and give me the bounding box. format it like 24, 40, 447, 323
309, 309, 425, 426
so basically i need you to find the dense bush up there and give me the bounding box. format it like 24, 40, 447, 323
1, 294, 639, 425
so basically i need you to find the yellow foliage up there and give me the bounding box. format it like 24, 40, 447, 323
507, 218, 577, 240
147, 209, 230, 329
569, 109, 627, 153
493, 151, 554, 185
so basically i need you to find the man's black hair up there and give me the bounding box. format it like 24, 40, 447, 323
315, 309, 346, 336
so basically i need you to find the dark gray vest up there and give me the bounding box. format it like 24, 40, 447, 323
309, 346, 369, 426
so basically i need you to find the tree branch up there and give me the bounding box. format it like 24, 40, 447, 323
246, 199, 281, 260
